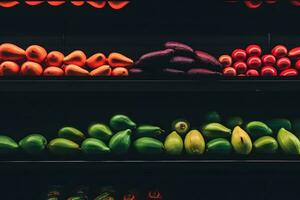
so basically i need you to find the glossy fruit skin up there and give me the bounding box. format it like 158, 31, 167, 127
25, 45, 47, 63
63, 50, 86, 67
272, 45, 288, 58
109, 129, 131, 154
246, 44, 262, 57
48, 138, 80, 156
19, 134, 47, 154
134, 137, 164, 155
280, 69, 298, 77
246, 69, 259, 76
0, 61, 20, 76
21, 61, 43, 76
64, 64, 89, 76
81, 138, 110, 155
247, 56, 262, 69
108, 52, 133, 68
223, 67, 236, 76
231, 126, 252, 155
276, 57, 291, 70
233, 61, 247, 74
111, 67, 128, 76
262, 54, 276, 66
43, 67, 64, 76
254, 136, 278, 154
58, 127, 85, 144
267, 119, 292, 132
46, 51, 64, 67
90, 65, 111, 76
261, 66, 277, 76
232, 49, 247, 61
0, 43, 25, 62
245, 121, 273, 139
277, 128, 300, 155
164, 131, 183, 155
206, 138, 232, 154
202, 123, 231, 139
108, 1, 130, 9
172, 119, 190, 135
0, 135, 19, 154
218, 55, 232, 68
88, 123, 112, 142
184, 130, 205, 155
136, 125, 164, 138
109, 114, 136, 131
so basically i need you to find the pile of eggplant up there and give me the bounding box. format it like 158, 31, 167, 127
131, 41, 222, 76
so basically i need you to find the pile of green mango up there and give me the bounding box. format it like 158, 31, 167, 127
1, 112, 300, 157
0, 114, 166, 156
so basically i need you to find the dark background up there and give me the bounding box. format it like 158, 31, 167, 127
0, 1, 300, 199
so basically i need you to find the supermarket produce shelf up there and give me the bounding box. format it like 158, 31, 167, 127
1, 77, 300, 92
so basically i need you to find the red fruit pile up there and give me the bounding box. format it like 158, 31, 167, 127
219, 44, 300, 77
225, 0, 300, 8
0, 43, 133, 76
0, 1, 130, 9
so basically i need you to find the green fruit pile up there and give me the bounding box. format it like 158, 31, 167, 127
1, 112, 300, 157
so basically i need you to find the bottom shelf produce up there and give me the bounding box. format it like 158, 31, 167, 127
44, 185, 163, 200
1, 112, 300, 159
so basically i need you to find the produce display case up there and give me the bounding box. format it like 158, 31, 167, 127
1, 1, 300, 200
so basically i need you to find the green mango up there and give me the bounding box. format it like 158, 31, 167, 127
0, 135, 19, 154
204, 111, 221, 123
267, 119, 292, 133
184, 130, 205, 155
226, 117, 243, 129
81, 138, 110, 155
277, 128, 300, 155
206, 138, 232, 154
202, 123, 231, 139
245, 121, 273, 139
254, 136, 278, 153
172, 119, 190, 135
58, 127, 85, 144
109, 114, 136, 131
136, 125, 164, 138
231, 126, 252, 155
164, 131, 183, 155
134, 137, 164, 155
109, 129, 131, 154
88, 123, 112, 142
19, 134, 47, 154
48, 138, 80, 155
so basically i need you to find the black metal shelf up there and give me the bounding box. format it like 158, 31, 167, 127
0, 77, 300, 92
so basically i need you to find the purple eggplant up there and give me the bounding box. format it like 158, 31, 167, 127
129, 68, 152, 77
168, 56, 196, 70
135, 49, 175, 70
187, 68, 221, 76
164, 41, 194, 53
129, 68, 144, 74
194, 50, 222, 71
162, 68, 185, 75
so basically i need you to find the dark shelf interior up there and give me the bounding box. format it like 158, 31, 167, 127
0, 78, 300, 92
1, 160, 300, 200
